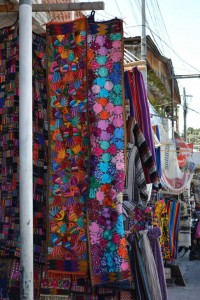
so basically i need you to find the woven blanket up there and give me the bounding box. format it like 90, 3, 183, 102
46, 18, 89, 278
87, 18, 129, 285
0, 23, 47, 263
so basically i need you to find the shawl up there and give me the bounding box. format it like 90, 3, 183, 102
87, 18, 129, 285
46, 18, 89, 279
147, 227, 168, 300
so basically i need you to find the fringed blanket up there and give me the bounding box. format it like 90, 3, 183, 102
87, 18, 129, 285
46, 18, 89, 279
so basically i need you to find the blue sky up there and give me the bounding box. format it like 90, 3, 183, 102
88, 0, 200, 132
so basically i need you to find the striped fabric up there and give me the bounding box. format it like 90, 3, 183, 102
167, 201, 181, 259
127, 116, 159, 185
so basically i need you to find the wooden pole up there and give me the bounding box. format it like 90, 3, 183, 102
0, 1, 105, 12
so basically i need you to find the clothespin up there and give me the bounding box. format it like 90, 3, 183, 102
88, 10, 95, 23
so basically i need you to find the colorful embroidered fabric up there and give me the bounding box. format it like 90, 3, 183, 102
46, 18, 89, 278
153, 200, 170, 260
167, 201, 181, 259
87, 18, 129, 285
0, 24, 47, 263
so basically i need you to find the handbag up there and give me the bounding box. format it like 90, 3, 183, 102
195, 221, 200, 239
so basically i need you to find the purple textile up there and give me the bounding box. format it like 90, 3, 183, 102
134, 68, 156, 165
147, 227, 168, 300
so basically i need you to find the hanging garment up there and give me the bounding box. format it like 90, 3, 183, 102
139, 230, 162, 300
153, 200, 171, 260
130, 67, 157, 169
123, 142, 148, 209
147, 227, 168, 300
153, 125, 162, 178
167, 201, 181, 259
46, 17, 89, 281
87, 17, 129, 285
0, 23, 47, 263
127, 116, 159, 184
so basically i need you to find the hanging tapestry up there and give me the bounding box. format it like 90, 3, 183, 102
32, 32, 48, 264
46, 18, 89, 278
167, 201, 181, 259
0, 23, 20, 258
153, 200, 171, 260
0, 23, 48, 263
87, 18, 129, 285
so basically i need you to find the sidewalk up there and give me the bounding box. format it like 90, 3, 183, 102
167, 252, 200, 300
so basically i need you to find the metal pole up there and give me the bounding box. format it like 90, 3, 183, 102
183, 87, 187, 141
19, 0, 33, 299
141, 0, 147, 90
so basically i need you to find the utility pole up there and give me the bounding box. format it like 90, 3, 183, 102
141, 0, 147, 90
19, 1, 33, 299
170, 68, 174, 138
183, 87, 187, 141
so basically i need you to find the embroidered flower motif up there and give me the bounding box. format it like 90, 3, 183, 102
96, 35, 105, 46
113, 117, 123, 128
106, 124, 115, 135
101, 173, 112, 184
94, 146, 103, 158
96, 190, 105, 203
96, 77, 107, 87
91, 60, 100, 71
98, 47, 109, 56
101, 153, 111, 162
104, 195, 113, 206
110, 32, 121, 40
104, 81, 113, 91
104, 39, 112, 49
116, 161, 125, 170
112, 40, 122, 49
91, 42, 101, 51
99, 110, 110, 120
105, 102, 114, 113
96, 55, 107, 65
93, 127, 102, 137
113, 84, 122, 94
98, 66, 108, 77
103, 230, 113, 240
114, 105, 123, 115
117, 245, 127, 259
92, 84, 101, 94
101, 183, 111, 193
100, 131, 111, 141
99, 88, 109, 98
100, 140, 110, 150
99, 162, 109, 173
109, 49, 122, 62
97, 120, 108, 130
112, 233, 121, 245
108, 72, 121, 85
105, 60, 113, 71
121, 261, 129, 271
93, 102, 103, 114
106, 241, 117, 253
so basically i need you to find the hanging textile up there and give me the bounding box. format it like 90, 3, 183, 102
127, 116, 159, 184
0, 22, 20, 258
0, 23, 47, 263
153, 200, 171, 260
87, 18, 129, 285
129, 67, 157, 173
128, 234, 151, 300
139, 230, 162, 300
167, 201, 181, 259
46, 17, 89, 280
0, 259, 11, 300
153, 125, 162, 178
147, 227, 168, 300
